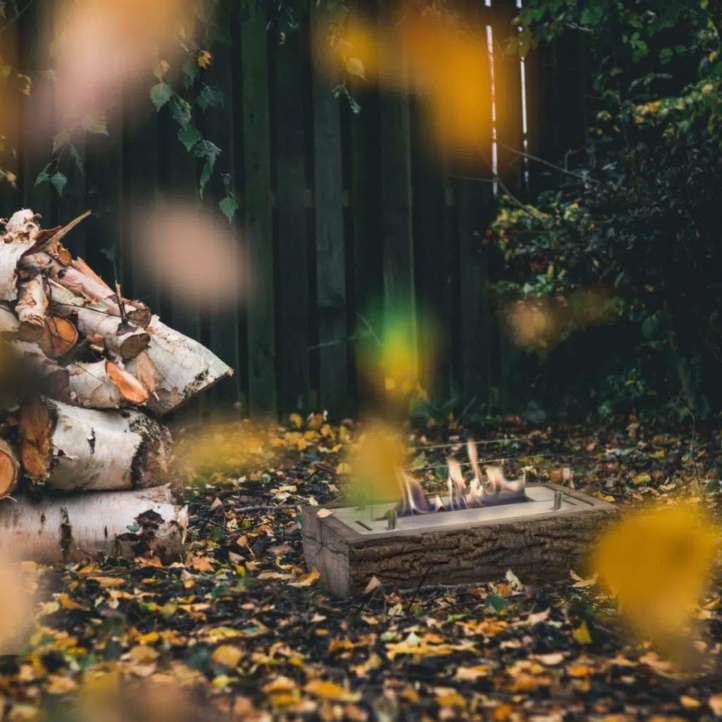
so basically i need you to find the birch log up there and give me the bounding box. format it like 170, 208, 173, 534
47, 280, 149, 359
19, 396, 173, 491
0, 441, 19, 499
63, 360, 149, 409
0, 210, 41, 301
127, 316, 233, 415
0, 485, 185, 564
15, 276, 48, 341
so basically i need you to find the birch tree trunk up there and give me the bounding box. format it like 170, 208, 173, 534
19, 396, 174, 491
0, 485, 185, 564
0, 211, 41, 302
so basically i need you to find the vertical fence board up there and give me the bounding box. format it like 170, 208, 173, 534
19, 0, 54, 224
85, 122, 124, 290
378, 11, 415, 405
0, 18, 21, 219
312, 14, 349, 420
410, 105, 448, 402
274, 30, 310, 415
492, 1, 525, 413
204, 15, 242, 408
241, 0, 276, 417
123, 99, 161, 311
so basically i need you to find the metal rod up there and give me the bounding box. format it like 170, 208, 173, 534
387, 510, 397, 530
552, 491, 563, 511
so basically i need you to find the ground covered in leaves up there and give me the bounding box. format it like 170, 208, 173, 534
2, 415, 722, 721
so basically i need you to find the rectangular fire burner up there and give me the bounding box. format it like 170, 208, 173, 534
302, 484, 618, 598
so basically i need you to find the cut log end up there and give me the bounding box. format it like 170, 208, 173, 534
38, 316, 78, 358
19, 396, 52, 482
0, 441, 19, 499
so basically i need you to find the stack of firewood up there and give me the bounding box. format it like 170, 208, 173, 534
0, 209, 233, 563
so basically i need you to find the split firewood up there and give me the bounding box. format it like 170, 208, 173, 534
124, 350, 158, 395
27, 210, 90, 259
131, 316, 234, 415
37, 315, 79, 358
47, 280, 149, 359
15, 276, 48, 342
0, 440, 19, 499
63, 359, 149, 409
0, 485, 185, 564
0, 211, 42, 302
20, 252, 152, 328
19, 396, 173, 491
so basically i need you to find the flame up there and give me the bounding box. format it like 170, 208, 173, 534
396, 441, 527, 517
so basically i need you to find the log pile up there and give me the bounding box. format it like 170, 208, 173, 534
0, 209, 234, 562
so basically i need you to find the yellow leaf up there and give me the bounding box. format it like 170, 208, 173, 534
289, 567, 320, 587
58, 594, 89, 611
128, 645, 159, 665
211, 645, 243, 668
289, 413, 304, 429
197, 50, 212, 69
304, 679, 361, 702
572, 621, 592, 645
344, 57, 366, 79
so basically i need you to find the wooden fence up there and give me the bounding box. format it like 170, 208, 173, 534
0, 0, 585, 420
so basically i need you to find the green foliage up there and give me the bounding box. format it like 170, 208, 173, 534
492, 0, 722, 418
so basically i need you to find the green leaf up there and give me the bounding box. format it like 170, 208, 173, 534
52, 130, 72, 154
171, 96, 192, 128
197, 84, 224, 110
178, 125, 201, 152
219, 194, 238, 222
35, 168, 51, 187
194, 140, 221, 196
484, 595, 509, 613
50, 171, 68, 196
82, 114, 109, 135
150, 82, 173, 110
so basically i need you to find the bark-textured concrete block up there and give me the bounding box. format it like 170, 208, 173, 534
302, 484, 618, 598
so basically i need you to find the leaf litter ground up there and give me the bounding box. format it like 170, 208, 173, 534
2, 416, 722, 721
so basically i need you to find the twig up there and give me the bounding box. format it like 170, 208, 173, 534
497, 141, 595, 184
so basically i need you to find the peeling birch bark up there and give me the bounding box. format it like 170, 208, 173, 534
20, 253, 152, 327
0, 485, 185, 564
19, 396, 173, 491
15, 276, 48, 341
0, 440, 19, 499
124, 351, 159, 395
62, 360, 149, 409
136, 317, 233, 415
0, 211, 41, 302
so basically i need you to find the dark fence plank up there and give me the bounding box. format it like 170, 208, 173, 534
204, 13, 242, 408
410, 104, 448, 403
85, 120, 124, 291
274, 29, 310, 415
241, 0, 277, 418
19, 0, 54, 224
123, 97, 161, 311
312, 11, 350, 420
0, 17, 21, 219
492, 1, 525, 414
